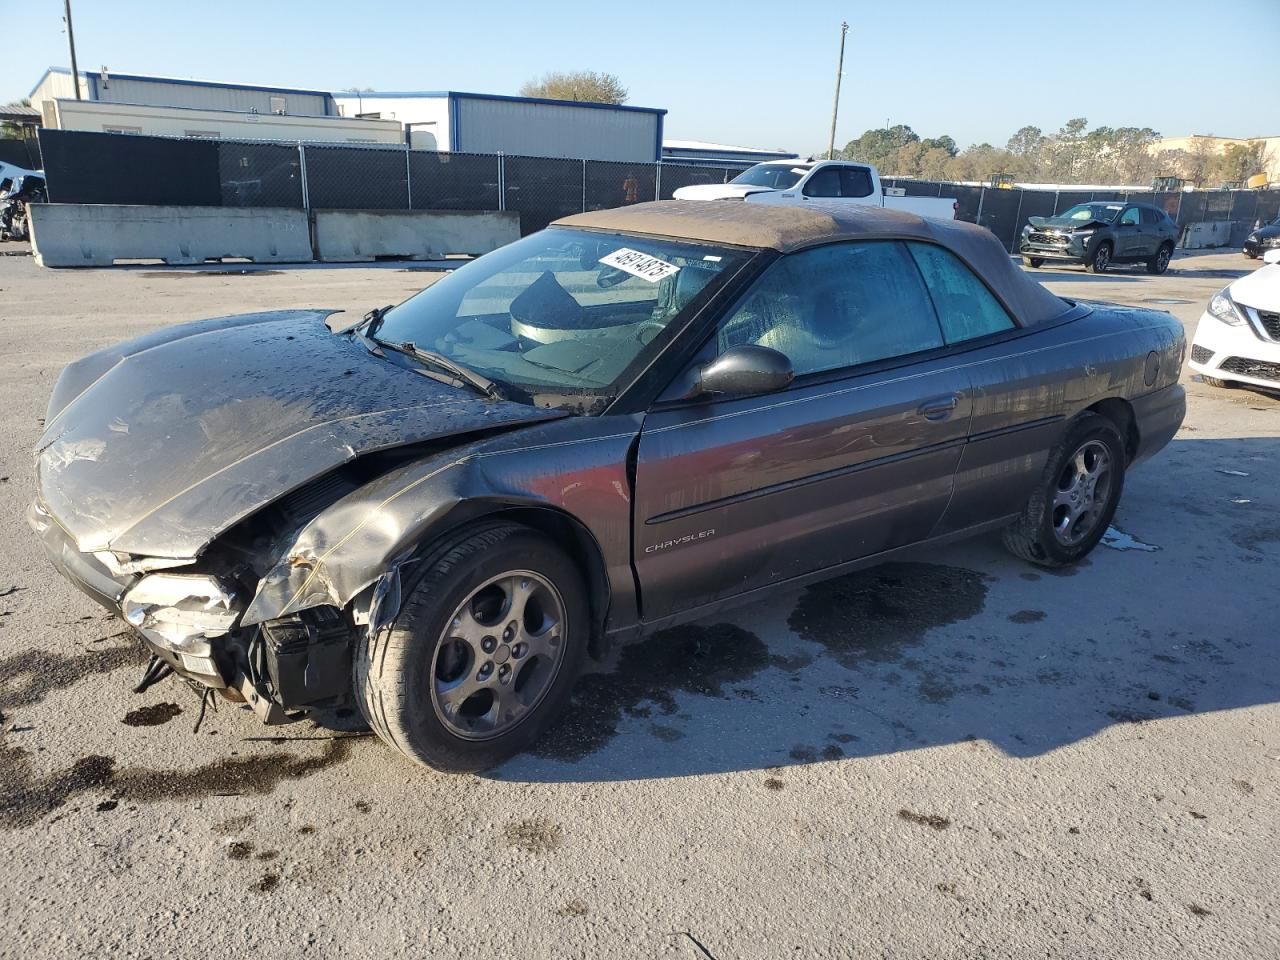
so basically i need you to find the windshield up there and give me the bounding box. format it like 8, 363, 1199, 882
730, 164, 807, 190
372, 228, 750, 411
1059, 203, 1124, 223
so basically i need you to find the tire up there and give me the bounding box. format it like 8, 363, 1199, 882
1245, 251, 1258, 260
1002, 413, 1126, 568
1085, 242, 1112, 273
1202, 376, 1231, 388
1146, 243, 1173, 274
1023, 257, 1045, 268
354, 522, 589, 772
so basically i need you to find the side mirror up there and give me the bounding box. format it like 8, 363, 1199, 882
1264, 249, 1280, 265
694, 345, 794, 398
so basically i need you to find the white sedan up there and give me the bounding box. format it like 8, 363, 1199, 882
1189, 249, 1280, 391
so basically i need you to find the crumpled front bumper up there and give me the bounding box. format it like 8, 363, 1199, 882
1019, 234, 1091, 261
28, 499, 232, 687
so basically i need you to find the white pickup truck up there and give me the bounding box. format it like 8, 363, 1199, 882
672, 159, 958, 221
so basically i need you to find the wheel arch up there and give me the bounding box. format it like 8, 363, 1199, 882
453, 502, 613, 659
1084, 397, 1138, 463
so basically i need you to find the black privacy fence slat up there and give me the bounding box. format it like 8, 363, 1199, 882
0, 137, 41, 170
1256, 191, 1280, 224
218, 141, 302, 208
41, 129, 221, 205
502, 154, 584, 234
409, 151, 499, 211
585, 160, 657, 212
976, 188, 1021, 248
33, 129, 1278, 245
305, 144, 408, 210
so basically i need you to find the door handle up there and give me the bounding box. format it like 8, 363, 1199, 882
917, 394, 959, 421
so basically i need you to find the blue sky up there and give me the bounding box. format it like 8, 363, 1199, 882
11, 0, 1279, 155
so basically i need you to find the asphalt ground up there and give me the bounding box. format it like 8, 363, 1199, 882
0, 248, 1276, 959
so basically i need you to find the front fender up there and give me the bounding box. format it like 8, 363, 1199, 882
241, 416, 641, 629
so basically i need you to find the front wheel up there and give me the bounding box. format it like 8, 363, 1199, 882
1147, 243, 1173, 274
1023, 257, 1045, 268
1085, 242, 1112, 273
354, 523, 589, 771
1002, 413, 1126, 567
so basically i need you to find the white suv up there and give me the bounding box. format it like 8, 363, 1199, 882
1189, 249, 1280, 391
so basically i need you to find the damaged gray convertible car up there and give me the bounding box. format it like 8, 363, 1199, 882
29, 201, 1186, 770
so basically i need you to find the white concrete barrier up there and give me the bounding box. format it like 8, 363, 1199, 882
313, 209, 519, 262
1180, 221, 1235, 250
30, 204, 312, 267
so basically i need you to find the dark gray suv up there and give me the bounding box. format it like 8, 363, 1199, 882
1020, 201, 1180, 274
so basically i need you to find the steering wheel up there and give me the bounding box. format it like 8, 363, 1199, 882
634, 321, 666, 345
596, 266, 630, 289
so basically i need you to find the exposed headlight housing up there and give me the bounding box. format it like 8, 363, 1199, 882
123, 574, 241, 653
1208, 288, 1245, 326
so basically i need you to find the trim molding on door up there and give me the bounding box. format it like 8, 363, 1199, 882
645, 434, 967, 525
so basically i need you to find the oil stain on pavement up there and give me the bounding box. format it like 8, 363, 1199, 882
788, 563, 988, 668
0, 641, 149, 710
0, 735, 359, 831
533, 622, 770, 763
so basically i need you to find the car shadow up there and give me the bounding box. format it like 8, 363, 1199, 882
494, 435, 1279, 783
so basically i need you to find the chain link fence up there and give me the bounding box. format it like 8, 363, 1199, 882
35, 129, 1280, 247
37, 129, 755, 235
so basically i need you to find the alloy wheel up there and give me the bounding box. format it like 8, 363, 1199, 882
1051, 440, 1113, 546
1093, 246, 1110, 272
430, 570, 568, 740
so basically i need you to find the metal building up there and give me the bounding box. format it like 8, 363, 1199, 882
334, 91, 666, 162
29, 67, 338, 125
662, 139, 799, 166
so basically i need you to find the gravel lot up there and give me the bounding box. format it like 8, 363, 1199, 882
1, 249, 1276, 959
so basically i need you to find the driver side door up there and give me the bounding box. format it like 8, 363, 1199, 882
1115, 206, 1143, 258
631, 240, 972, 622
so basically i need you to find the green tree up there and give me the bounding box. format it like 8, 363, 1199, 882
921, 135, 957, 157
838, 125, 919, 168
519, 71, 628, 104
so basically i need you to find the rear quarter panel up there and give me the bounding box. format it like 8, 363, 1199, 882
939, 304, 1184, 533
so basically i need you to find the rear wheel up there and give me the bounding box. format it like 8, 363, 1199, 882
1002, 413, 1126, 567
354, 523, 589, 771
1023, 257, 1045, 268
1085, 242, 1112, 273
1147, 242, 1173, 274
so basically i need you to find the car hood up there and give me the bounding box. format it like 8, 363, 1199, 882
1228, 261, 1280, 311
34, 309, 561, 558
1250, 224, 1280, 240
670, 183, 778, 201
1029, 216, 1108, 232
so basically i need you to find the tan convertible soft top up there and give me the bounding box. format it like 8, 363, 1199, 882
556, 200, 1069, 327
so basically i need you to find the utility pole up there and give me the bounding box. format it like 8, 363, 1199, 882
826, 21, 848, 160
64, 0, 82, 99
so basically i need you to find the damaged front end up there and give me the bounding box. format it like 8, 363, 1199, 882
30, 494, 363, 722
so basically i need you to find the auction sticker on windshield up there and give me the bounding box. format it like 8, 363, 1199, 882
599, 248, 681, 283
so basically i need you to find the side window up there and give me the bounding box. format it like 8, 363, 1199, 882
839, 166, 874, 198
802, 167, 842, 198
1120, 207, 1141, 226
906, 242, 1016, 343
1140, 207, 1160, 226
716, 241, 944, 377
